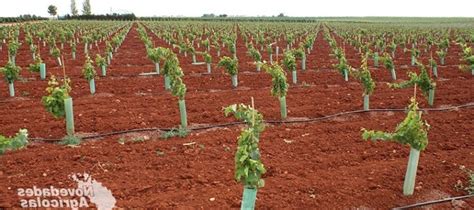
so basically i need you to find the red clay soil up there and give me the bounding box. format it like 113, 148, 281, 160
0, 23, 473, 208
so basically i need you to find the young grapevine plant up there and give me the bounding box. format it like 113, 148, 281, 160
82, 55, 96, 81
247, 47, 262, 63
42, 76, 71, 118
203, 52, 212, 64
224, 103, 266, 189
389, 62, 435, 99
51, 46, 61, 58
263, 63, 288, 97
282, 51, 296, 71
334, 56, 349, 76
351, 55, 375, 96
0, 61, 21, 83
218, 56, 238, 76
95, 54, 107, 68
380, 52, 394, 70
292, 48, 305, 60
164, 51, 187, 99
8, 39, 20, 58
0, 129, 28, 155
362, 97, 429, 151
147, 47, 166, 64
459, 45, 474, 72
28, 53, 42, 72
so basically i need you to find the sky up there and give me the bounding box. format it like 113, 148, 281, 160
1, 0, 473, 17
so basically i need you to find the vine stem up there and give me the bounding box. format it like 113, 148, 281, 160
251, 97, 255, 124
61, 55, 66, 78
413, 83, 417, 102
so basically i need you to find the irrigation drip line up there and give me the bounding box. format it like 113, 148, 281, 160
29, 102, 474, 143
392, 194, 474, 209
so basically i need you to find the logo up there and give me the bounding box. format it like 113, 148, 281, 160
17, 173, 116, 209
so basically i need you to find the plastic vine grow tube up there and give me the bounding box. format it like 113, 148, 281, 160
64, 97, 75, 135
40, 63, 46, 80
373, 52, 379, 67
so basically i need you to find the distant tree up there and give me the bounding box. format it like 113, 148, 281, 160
82, 0, 92, 15
278, 13, 285, 17
219, 14, 228, 18
202, 13, 215, 18
48, 5, 58, 18
71, 0, 79, 16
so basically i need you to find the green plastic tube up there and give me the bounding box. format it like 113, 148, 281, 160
302, 57, 306, 71
207, 63, 211, 74
432, 66, 438, 78
89, 79, 96, 95
192, 54, 196, 63
241, 186, 257, 210
8, 82, 14, 97
101, 65, 106, 77
343, 69, 348, 82
164, 75, 171, 90
374, 52, 379, 67
363, 94, 369, 111
256, 63, 261, 72
390, 68, 397, 80
155, 63, 160, 74
428, 88, 435, 107
179, 99, 188, 128
292, 70, 297, 84
411, 56, 416, 66
64, 97, 75, 136
269, 54, 273, 64
440, 57, 444, 65
231, 75, 238, 88
279, 96, 287, 120
72, 52, 76, 60
403, 147, 420, 196
40, 63, 46, 80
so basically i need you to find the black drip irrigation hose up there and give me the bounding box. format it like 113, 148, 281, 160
29, 102, 474, 143
392, 194, 474, 209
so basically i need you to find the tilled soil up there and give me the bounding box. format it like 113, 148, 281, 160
0, 23, 473, 209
